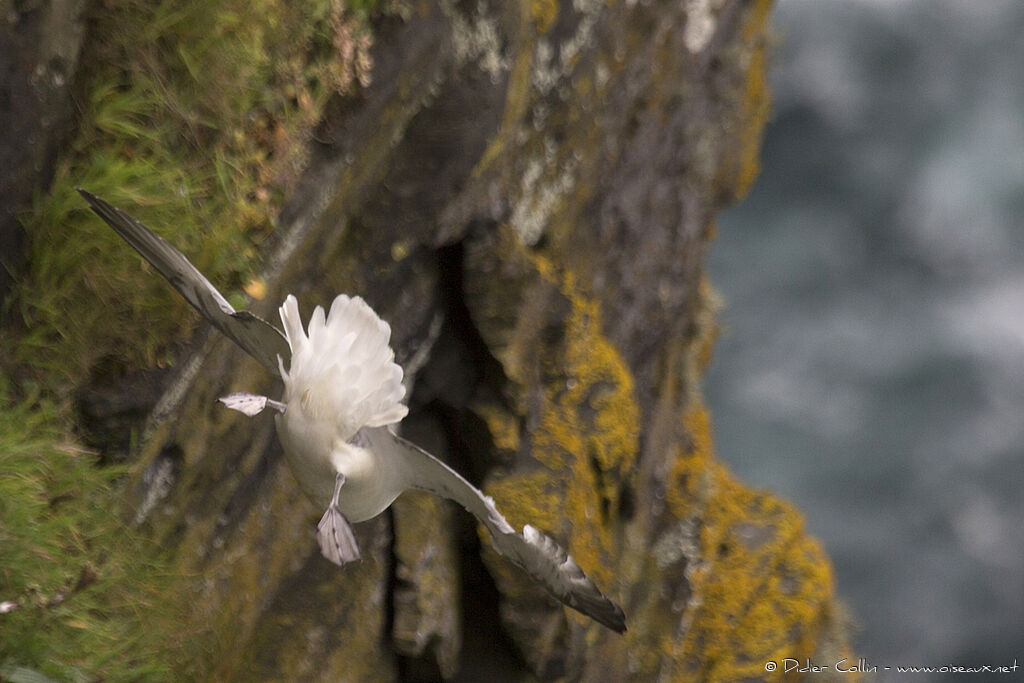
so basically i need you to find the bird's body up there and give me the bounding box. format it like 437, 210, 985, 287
276, 417, 399, 522
273, 293, 408, 522
78, 188, 627, 634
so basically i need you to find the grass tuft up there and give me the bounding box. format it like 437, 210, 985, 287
1, 0, 384, 677
0, 383, 178, 680
8, 0, 376, 387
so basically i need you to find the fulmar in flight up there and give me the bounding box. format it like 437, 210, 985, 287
77, 189, 626, 634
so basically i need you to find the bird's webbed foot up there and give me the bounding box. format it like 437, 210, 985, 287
317, 473, 361, 566
217, 392, 286, 417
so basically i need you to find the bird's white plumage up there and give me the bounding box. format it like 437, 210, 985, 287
278, 294, 407, 438
274, 294, 409, 520
79, 189, 627, 633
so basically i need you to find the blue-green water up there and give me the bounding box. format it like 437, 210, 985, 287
707, 1, 1024, 678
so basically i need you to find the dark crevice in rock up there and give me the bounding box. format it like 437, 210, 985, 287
435, 237, 513, 409
587, 447, 611, 526
410, 237, 513, 479
434, 237, 532, 677
384, 506, 410, 677
397, 650, 445, 682
391, 233, 531, 678
450, 507, 529, 682
617, 480, 637, 523
74, 356, 176, 463
429, 401, 496, 489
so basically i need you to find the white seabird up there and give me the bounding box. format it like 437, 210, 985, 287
77, 189, 627, 633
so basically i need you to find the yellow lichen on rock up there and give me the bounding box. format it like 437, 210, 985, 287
530, 265, 639, 529
485, 468, 565, 542
666, 401, 717, 520
693, 275, 722, 375
732, 0, 774, 200
530, 0, 559, 34
481, 251, 639, 624
472, 400, 522, 454
663, 402, 853, 681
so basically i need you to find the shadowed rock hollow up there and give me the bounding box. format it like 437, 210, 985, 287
14, 0, 853, 679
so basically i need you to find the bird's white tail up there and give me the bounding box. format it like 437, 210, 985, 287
278, 294, 407, 438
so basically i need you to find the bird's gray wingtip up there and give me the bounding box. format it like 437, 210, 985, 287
586, 597, 627, 634
610, 608, 627, 634
76, 188, 108, 211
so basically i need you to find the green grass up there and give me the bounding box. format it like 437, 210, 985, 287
9, 0, 377, 385
0, 384, 177, 680
1, 0, 383, 677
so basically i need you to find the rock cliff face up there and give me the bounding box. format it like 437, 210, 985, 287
0, 0, 87, 305
11, 0, 851, 679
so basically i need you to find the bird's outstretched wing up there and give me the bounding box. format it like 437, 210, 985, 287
76, 189, 290, 376
365, 426, 627, 633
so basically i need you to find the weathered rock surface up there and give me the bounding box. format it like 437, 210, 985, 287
0, 0, 87, 305
56, 0, 851, 679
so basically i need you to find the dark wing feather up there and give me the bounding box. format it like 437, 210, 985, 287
77, 189, 289, 375
365, 427, 627, 633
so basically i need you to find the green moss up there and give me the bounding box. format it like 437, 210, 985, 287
0, 385, 178, 680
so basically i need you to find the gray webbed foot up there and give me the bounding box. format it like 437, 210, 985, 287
218, 392, 286, 417
317, 473, 360, 565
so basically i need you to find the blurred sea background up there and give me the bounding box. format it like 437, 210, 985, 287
707, 0, 1024, 677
